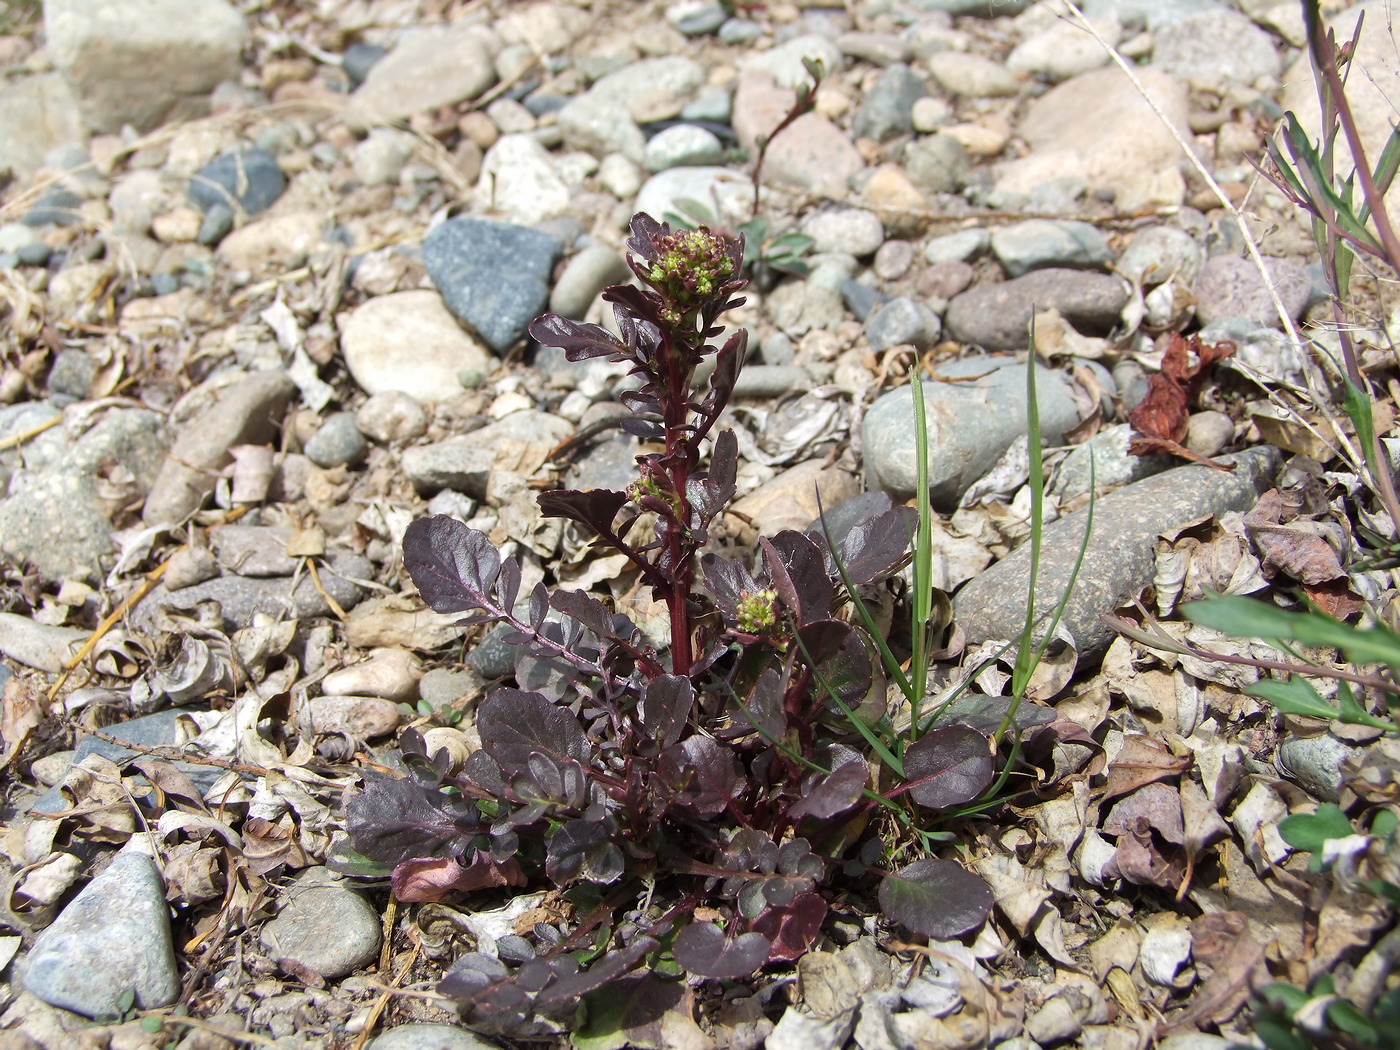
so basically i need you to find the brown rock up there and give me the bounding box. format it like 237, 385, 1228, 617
728, 460, 861, 545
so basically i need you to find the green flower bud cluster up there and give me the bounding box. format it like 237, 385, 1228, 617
646, 227, 736, 320
736, 589, 780, 636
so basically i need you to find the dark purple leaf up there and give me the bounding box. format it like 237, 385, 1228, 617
797, 620, 873, 711
701, 552, 757, 618
345, 776, 482, 865
477, 689, 589, 777
439, 952, 511, 1001
672, 923, 771, 978
811, 491, 893, 552
749, 892, 826, 962
659, 736, 742, 817
737, 668, 786, 741
689, 430, 739, 523
527, 313, 628, 361
834, 506, 917, 585
767, 531, 833, 625
535, 936, 661, 1005
902, 726, 994, 810
626, 212, 664, 262
546, 819, 625, 885
878, 857, 993, 939
619, 388, 662, 417
403, 516, 503, 616
620, 417, 664, 441
710, 428, 738, 491
537, 488, 629, 538
551, 588, 617, 641
758, 536, 801, 621
464, 749, 505, 796
790, 758, 868, 820
697, 329, 746, 426
641, 674, 693, 749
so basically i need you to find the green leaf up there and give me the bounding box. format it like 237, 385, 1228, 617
1335, 681, 1395, 730
140, 1017, 164, 1034
767, 232, 814, 255
1185, 594, 1400, 670
1371, 807, 1398, 840
1262, 981, 1314, 1014
1248, 677, 1338, 719
1279, 803, 1353, 853
1343, 373, 1381, 484
1328, 998, 1379, 1043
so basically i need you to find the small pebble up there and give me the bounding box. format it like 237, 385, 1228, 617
305, 696, 402, 739
1185, 410, 1234, 458
874, 240, 915, 280
356, 391, 429, 444
304, 412, 369, 468
260, 869, 380, 979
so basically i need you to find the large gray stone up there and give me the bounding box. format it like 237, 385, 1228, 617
260, 869, 380, 979
344, 23, 496, 129
0, 74, 86, 181
862, 358, 1082, 508
0, 408, 167, 579
953, 446, 1281, 660
45, 0, 248, 133
23, 850, 179, 1017
945, 269, 1129, 352
368, 1023, 499, 1050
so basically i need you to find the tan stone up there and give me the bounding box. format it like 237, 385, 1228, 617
728, 460, 862, 545
217, 212, 322, 273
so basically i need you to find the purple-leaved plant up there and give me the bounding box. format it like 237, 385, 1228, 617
344, 214, 1001, 1034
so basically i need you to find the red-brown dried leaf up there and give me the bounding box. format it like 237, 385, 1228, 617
1101, 735, 1190, 803
1129, 333, 1235, 469
391, 852, 526, 903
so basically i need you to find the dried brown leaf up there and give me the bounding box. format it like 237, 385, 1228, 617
1101, 735, 1189, 803
0, 677, 43, 773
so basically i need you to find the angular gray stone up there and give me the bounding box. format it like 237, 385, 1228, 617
904, 134, 968, 194
23, 851, 179, 1017
0, 74, 86, 181
862, 358, 1082, 508
990, 219, 1112, 278
45, 0, 247, 133
853, 64, 926, 143
0, 408, 167, 579
143, 371, 297, 525
260, 870, 380, 979
344, 23, 496, 129
911, 0, 1029, 13
423, 218, 562, 354
368, 1023, 500, 1050
945, 269, 1129, 352
1192, 255, 1311, 329
1276, 734, 1360, 804
402, 411, 572, 497
954, 446, 1281, 659
189, 150, 285, 217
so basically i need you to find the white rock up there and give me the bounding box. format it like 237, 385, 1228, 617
340, 290, 493, 404
322, 648, 423, 702
479, 135, 570, 224
0, 613, 86, 673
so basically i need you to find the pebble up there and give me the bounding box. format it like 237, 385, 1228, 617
558, 93, 647, 163
862, 358, 1082, 508
322, 648, 424, 703
953, 446, 1281, 659
197, 203, 235, 246
924, 228, 989, 264
368, 1023, 501, 1050
838, 32, 912, 68
164, 546, 219, 591
742, 35, 844, 92
598, 153, 644, 199
874, 240, 915, 280
304, 412, 368, 469
927, 53, 1020, 99
259, 869, 381, 979
1051, 423, 1174, 501
467, 623, 521, 680
729, 460, 862, 546
801, 208, 884, 257
990, 219, 1112, 278
667, 1, 728, 37
682, 88, 733, 124
305, 696, 402, 739
731, 73, 864, 198
590, 56, 706, 123
210, 524, 299, 577
353, 129, 413, 188
920, 259, 975, 300
865, 297, 941, 352
480, 135, 570, 225
143, 371, 296, 525
1185, 410, 1235, 458
402, 411, 572, 498
422, 217, 562, 354
46, 348, 97, 401
644, 124, 725, 172
842, 280, 885, 323
1117, 226, 1204, 287
342, 43, 387, 88
1192, 255, 1312, 329
341, 290, 494, 404
23, 850, 179, 1017
634, 166, 751, 229
1153, 9, 1282, 86
344, 23, 496, 128
0, 613, 87, 673
217, 211, 322, 271
1008, 16, 1120, 81
853, 64, 926, 142
188, 149, 285, 216
356, 391, 429, 444
1276, 734, 1359, 804
732, 365, 812, 399
419, 667, 484, 708
23, 189, 84, 227
549, 243, 631, 319
903, 134, 969, 194
945, 269, 1129, 352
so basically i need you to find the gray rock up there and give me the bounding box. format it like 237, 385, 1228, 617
990, 219, 1112, 278
945, 269, 1130, 352
549, 244, 631, 320
681, 89, 732, 124
1153, 9, 1281, 87
305, 413, 368, 469
353, 129, 413, 188
143, 371, 296, 525
802, 208, 884, 257
419, 668, 484, 707
345, 23, 496, 128
1192, 255, 1311, 329
874, 240, 915, 280
134, 552, 372, 633
1276, 734, 1360, 804
853, 64, 926, 143
23, 851, 179, 1017
0, 408, 167, 579
557, 93, 647, 163
188, 150, 286, 217
1112, 359, 1150, 413
1117, 226, 1204, 287
164, 546, 219, 590
45, 0, 247, 133
866, 297, 941, 352
23, 189, 84, 228
0, 74, 87, 183
0, 613, 87, 673
644, 124, 725, 172
423, 218, 562, 354
1185, 410, 1235, 458
210, 525, 298, 578
742, 35, 845, 92
1051, 424, 1174, 501
590, 57, 706, 123
368, 1023, 500, 1050
719, 18, 764, 44
467, 623, 521, 680
862, 358, 1082, 507
904, 134, 969, 194
341, 290, 494, 404
46, 349, 97, 401
842, 280, 886, 323
954, 446, 1281, 659
1078, 0, 1220, 30
260, 870, 380, 979
732, 365, 812, 399
197, 203, 234, 246
0, 222, 43, 253
910, 0, 1030, 13
356, 391, 428, 444
837, 32, 913, 67
927, 52, 1020, 98
342, 43, 387, 88
667, 1, 729, 36
402, 412, 572, 497
924, 228, 989, 264
567, 429, 638, 491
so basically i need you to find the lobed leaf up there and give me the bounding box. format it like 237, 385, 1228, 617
672, 922, 771, 978
528, 314, 628, 362
878, 857, 993, 939
477, 689, 590, 777
345, 776, 482, 866
834, 506, 918, 585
